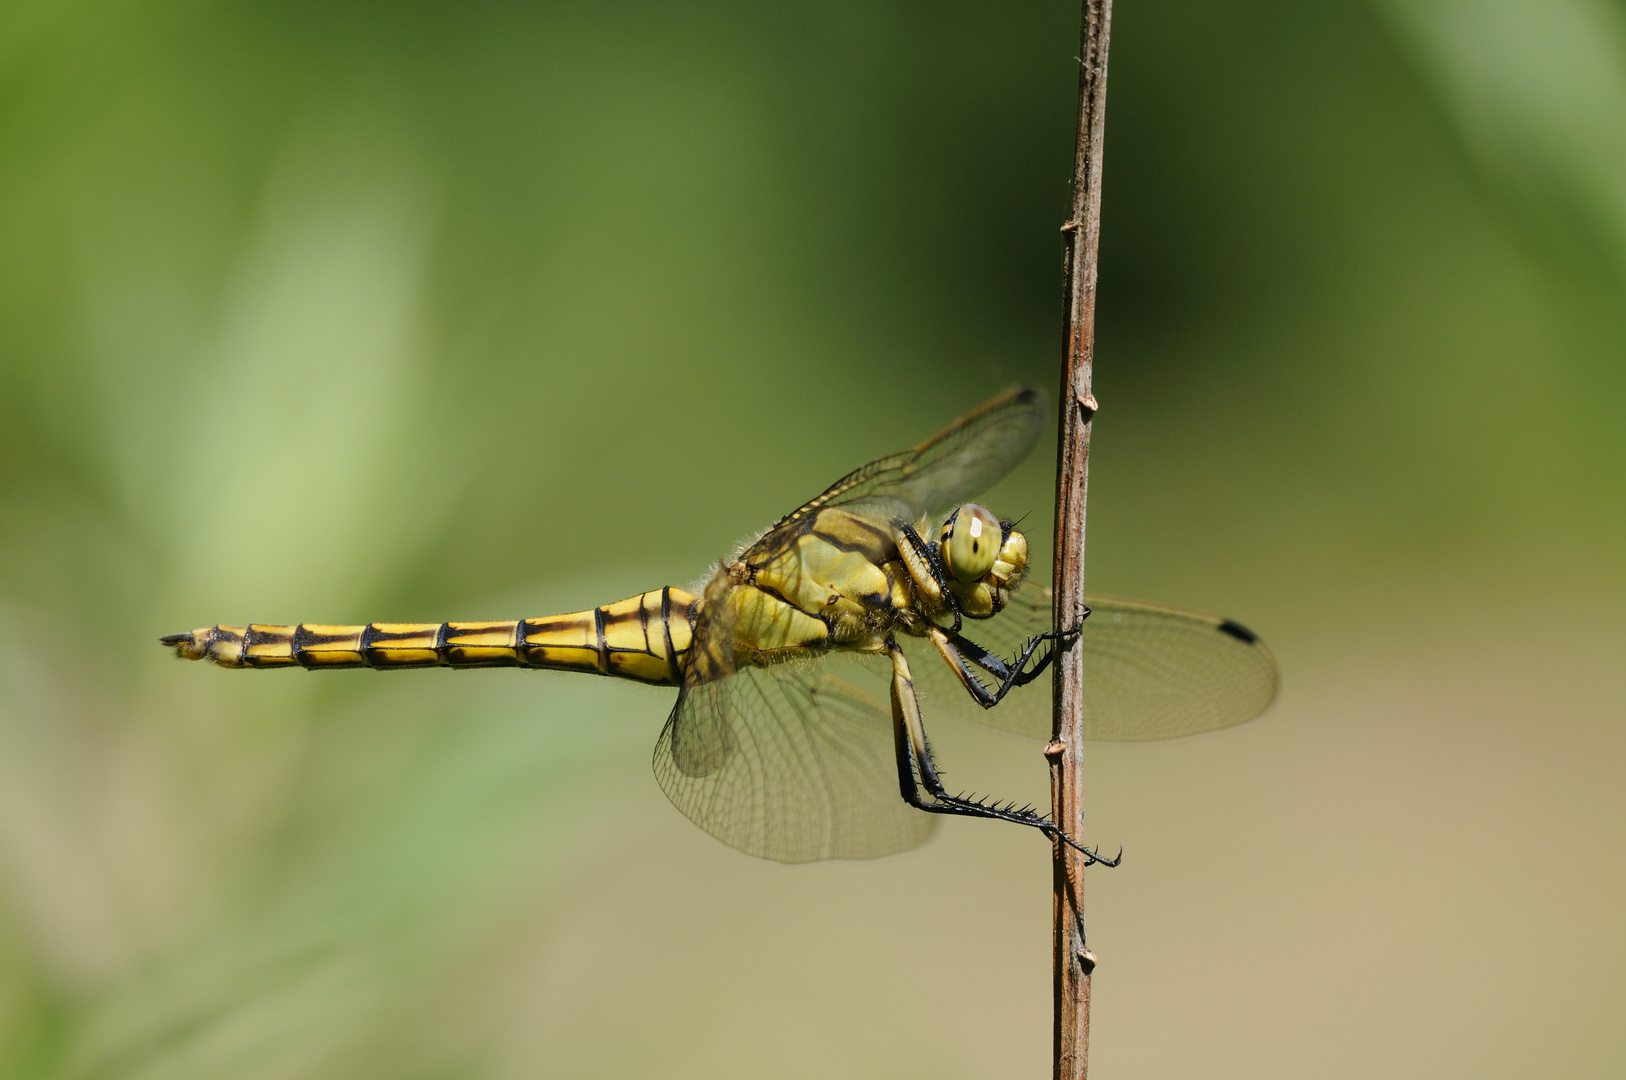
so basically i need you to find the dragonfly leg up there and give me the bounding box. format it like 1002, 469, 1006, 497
886, 640, 1117, 865
891, 518, 961, 632
929, 611, 1088, 709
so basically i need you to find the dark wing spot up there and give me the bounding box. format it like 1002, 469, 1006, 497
1217, 619, 1259, 644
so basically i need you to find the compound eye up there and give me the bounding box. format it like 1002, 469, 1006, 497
942, 504, 1001, 583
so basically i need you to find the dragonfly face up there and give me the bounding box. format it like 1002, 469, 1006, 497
944, 507, 1030, 620
161, 387, 1280, 864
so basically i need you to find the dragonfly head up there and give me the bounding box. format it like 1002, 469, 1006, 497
939, 506, 1029, 619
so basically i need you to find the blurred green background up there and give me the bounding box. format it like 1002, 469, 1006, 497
1, 0, 1623, 1076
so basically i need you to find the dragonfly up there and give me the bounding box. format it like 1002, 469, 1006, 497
162, 388, 1278, 863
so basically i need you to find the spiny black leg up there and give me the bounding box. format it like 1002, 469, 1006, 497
928, 792, 1121, 865
908, 791, 1120, 865
889, 646, 1115, 865
985, 611, 1088, 686
914, 743, 1115, 863
947, 613, 1087, 709
953, 632, 1052, 703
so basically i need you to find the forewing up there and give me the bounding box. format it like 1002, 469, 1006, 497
773, 387, 1046, 532
907, 591, 1280, 742
652, 658, 937, 863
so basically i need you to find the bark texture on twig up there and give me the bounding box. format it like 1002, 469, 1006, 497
1050, 1, 1112, 1078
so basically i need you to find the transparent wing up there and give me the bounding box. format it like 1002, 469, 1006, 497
652, 657, 937, 863
907, 590, 1280, 742
772, 386, 1046, 531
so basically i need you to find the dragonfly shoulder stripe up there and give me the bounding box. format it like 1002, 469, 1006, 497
660, 586, 676, 682
593, 606, 608, 673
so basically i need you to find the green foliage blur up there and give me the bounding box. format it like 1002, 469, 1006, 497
1, 1, 1622, 1077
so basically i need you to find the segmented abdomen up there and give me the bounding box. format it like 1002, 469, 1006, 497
161, 588, 696, 687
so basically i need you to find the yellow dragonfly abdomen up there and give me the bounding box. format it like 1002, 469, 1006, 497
162, 587, 696, 686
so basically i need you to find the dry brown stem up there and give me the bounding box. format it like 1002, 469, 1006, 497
1050, 1, 1112, 1077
